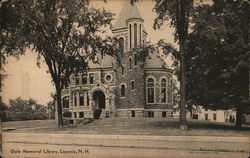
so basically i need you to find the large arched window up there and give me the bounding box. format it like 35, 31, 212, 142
121, 84, 126, 97
62, 96, 69, 108
160, 78, 167, 103
147, 78, 155, 103
134, 23, 137, 48
119, 37, 124, 54
129, 24, 132, 50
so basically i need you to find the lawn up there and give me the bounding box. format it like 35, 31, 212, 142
2, 118, 250, 136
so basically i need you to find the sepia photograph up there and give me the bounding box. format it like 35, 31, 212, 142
0, 0, 250, 157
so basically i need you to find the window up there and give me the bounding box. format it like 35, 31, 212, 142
131, 80, 135, 90
161, 78, 167, 103
79, 112, 84, 118
213, 113, 217, 121
106, 111, 109, 118
74, 112, 77, 118
74, 93, 77, 106
121, 84, 126, 97
134, 23, 137, 47
89, 73, 94, 84
148, 111, 154, 118
82, 74, 87, 85
105, 74, 112, 82
119, 37, 124, 54
162, 111, 167, 118
129, 24, 132, 50
64, 82, 69, 89
134, 53, 137, 66
121, 66, 124, 75
75, 75, 79, 85
79, 93, 84, 106
205, 113, 208, 120
139, 24, 141, 46
87, 92, 89, 106
62, 96, 69, 108
129, 58, 132, 70
147, 78, 155, 103
131, 111, 135, 117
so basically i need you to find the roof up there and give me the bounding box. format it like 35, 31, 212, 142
88, 54, 114, 69
112, 1, 142, 30
146, 52, 171, 69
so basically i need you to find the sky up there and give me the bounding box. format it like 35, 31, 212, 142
2, 0, 177, 106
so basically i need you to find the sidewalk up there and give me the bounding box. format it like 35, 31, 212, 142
3, 132, 250, 153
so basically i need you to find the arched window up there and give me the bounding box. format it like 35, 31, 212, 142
134, 23, 137, 48
119, 37, 124, 54
62, 96, 69, 108
139, 24, 142, 46
134, 53, 137, 66
129, 58, 132, 70
121, 84, 126, 97
129, 24, 132, 50
147, 78, 155, 103
160, 78, 167, 103
75, 75, 79, 85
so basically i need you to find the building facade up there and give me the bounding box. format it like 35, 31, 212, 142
56, 2, 174, 124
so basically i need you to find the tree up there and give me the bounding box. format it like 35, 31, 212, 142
5, 97, 48, 121
186, 0, 249, 127
2, 0, 117, 127
153, 0, 193, 130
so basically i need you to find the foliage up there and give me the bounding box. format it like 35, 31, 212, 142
5, 97, 48, 121
46, 101, 55, 120
1, 0, 118, 126
186, 0, 249, 127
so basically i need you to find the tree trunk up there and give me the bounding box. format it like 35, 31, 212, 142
179, 39, 188, 130
235, 105, 242, 128
55, 85, 63, 127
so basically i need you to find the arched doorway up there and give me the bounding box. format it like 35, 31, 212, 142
93, 91, 105, 119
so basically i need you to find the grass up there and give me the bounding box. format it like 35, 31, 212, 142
2, 118, 250, 136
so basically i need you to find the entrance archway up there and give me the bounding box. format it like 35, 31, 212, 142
93, 91, 105, 119
93, 91, 106, 109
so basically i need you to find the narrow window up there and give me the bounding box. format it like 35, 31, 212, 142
139, 24, 142, 46
205, 113, 208, 120
79, 112, 84, 118
62, 96, 69, 108
147, 78, 154, 103
121, 66, 124, 75
129, 24, 132, 50
75, 75, 79, 85
82, 74, 87, 84
89, 73, 94, 84
74, 93, 77, 106
213, 113, 217, 121
131, 80, 135, 90
87, 92, 89, 106
106, 111, 109, 118
121, 84, 126, 97
79, 93, 84, 106
134, 23, 137, 47
74, 112, 77, 118
161, 78, 167, 103
162, 112, 167, 117
129, 58, 132, 70
134, 53, 137, 66
119, 37, 124, 54
131, 111, 135, 117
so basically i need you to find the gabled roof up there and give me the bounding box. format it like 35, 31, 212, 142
112, 1, 142, 30
146, 52, 171, 69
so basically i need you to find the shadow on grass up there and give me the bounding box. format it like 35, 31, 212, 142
151, 119, 250, 131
